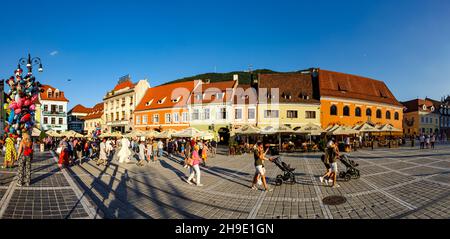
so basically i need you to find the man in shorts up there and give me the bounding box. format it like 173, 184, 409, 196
329, 142, 341, 188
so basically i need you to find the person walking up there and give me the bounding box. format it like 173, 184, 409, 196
210, 139, 217, 157
58, 137, 70, 168
250, 142, 273, 192
152, 140, 159, 163
16, 133, 33, 187
319, 141, 334, 185
137, 140, 147, 166
118, 137, 131, 163
146, 140, 153, 163
419, 134, 425, 149
425, 134, 431, 149
186, 145, 203, 186
431, 134, 436, 149
157, 139, 164, 157
201, 141, 209, 167
2, 135, 17, 170
97, 138, 108, 166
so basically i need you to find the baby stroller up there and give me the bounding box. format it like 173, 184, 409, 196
338, 154, 360, 181
272, 157, 296, 186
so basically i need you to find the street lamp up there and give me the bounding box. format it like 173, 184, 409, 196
18, 53, 43, 74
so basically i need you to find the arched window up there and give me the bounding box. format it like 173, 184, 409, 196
330, 105, 338, 116
366, 108, 372, 116
376, 109, 382, 119
343, 106, 350, 116
355, 107, 362, 117
394, 112, 400, 120
386, 111, 391, 119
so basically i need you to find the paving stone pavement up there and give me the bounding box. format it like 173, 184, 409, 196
1, 144, 450, 219
63, 144, 450, 219
0, 151, 97, 219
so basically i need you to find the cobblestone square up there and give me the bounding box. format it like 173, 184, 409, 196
1, 145, 449, 219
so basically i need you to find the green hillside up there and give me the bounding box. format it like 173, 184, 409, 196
164, 69, 283, 85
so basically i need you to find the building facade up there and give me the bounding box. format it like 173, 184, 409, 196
256, 73, 322, 129
134, 80, 200, 132
103, 77, 149, 133
313, 69, 403, 131
82, 103, 104, 135
231, 84, 258, 129
39, 85, 69, 133
67, 104, 90, 133
402, 99, 439, 136
189, 79, 237, 141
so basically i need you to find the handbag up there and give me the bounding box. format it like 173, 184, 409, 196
56, 147, 62, 154
186, 157, 194, 166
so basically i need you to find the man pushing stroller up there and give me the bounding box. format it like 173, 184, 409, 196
319, 139, 341, 188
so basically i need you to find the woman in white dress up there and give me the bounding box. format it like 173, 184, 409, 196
118, 137, 131, 163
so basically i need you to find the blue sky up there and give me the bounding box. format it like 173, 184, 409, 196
1, 0, 449, 108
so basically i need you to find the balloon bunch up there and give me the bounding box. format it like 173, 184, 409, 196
3, 68, 42, 137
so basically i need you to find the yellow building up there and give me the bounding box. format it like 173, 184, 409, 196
256, 73, 321, 129
402, 99, 439, 136
81, 103, 104, 135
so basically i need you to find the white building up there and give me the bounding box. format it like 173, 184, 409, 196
39, 85, 69, 133
103, 76, 150, 133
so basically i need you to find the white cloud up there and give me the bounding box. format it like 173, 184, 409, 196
50, 51, 59, 56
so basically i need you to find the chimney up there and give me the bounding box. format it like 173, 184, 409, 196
233, 74, 239, 81
203, 79, 211, 84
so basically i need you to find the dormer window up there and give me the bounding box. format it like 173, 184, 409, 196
216, 93, 224, 100
158, 97, 166, 104
338, 83, 348, 92
379, 90, 388, 98
423, 105, 427, 111
430, 106, 435, 112
47, 89, 53, 98
171, 96, 181, 103
55, 90, 60, 98
196, 94, 202, 101
145, 99, 154, 106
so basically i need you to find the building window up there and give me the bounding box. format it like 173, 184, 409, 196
421, 117, 424, 123
182, 112, 189, 122
192, 109, 200, 120
248, 108, 256, 120
152, 114, 158, 124
235, 109, 243, 120
165, 113, 171, 123
287, 110, 298, 118
330, 105, 338, 116
216, 93, 224, 100
395, 112, 399, 120
58, 105, 63, 112
122, 111, 125, 120
376, 109, 382, 119
136, 116, 141, 125
51, 105, 57, 113
355, 107, 362, 117
218, 108, 227, 120
51, 117, 55, 125
59, 118, 63, 125
44, 105, 48, 112
204, 109, 210, 120
366, 108, 372, 117
173, 113, 179, 123
139, 115, 146, 124
386, 111, 391, 119
47, 90, 53, 98
343, 106, 350, 116
264, 110, 279, 118
44, 117, 48, 124
306, 111, 316, 119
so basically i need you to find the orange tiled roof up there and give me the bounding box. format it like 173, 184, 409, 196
318, 69, 402, 106
40, 85, 69, 102
69, 104, 91, 114
113, 80, 135, 91
135, 81, 200, 112
233, 84, 258, 105
81, 103, 104, 120
190, 80, 237, 104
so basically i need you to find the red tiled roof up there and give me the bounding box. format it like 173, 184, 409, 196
81, 103, 104, 120
258, 73, 320, 104
113, 80, 135, 91
233, 84, 258, 105
39, 85, 69, 102
69, 104, 91, 114
402, 99, 436, 113
135, 81, 200, 112
318, 69, 402, 106
190, 80, 237, 104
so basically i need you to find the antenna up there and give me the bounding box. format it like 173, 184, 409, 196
248, 64, 253, 73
